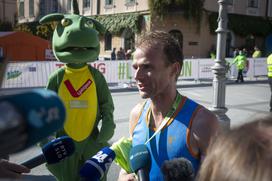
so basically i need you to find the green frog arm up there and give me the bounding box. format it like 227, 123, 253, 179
89, 65, 115, 143
46, 67, 65, 92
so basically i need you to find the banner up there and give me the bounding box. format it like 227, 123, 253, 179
1, 58, 267, 88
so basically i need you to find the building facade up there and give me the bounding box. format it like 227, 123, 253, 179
0, 0, 17, 24
16, 0, 272, 58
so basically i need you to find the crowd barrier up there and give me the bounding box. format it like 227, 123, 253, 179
1, 58, 267, 88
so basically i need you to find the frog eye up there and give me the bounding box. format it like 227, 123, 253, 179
61, 18, 71, 27
85, 19, 94, 28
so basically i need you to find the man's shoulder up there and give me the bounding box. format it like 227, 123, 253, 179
191, 105, 219, 135
130, 102, 146, 119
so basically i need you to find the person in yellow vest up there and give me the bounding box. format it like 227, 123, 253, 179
232, 50, 247, 83
267, 53, 272, 112
252, 46, 262, 58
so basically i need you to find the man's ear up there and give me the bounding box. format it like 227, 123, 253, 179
39, 13, 64, 24
171, 62, 181, 79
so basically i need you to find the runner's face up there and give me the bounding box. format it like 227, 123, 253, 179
132, 46, 176, 99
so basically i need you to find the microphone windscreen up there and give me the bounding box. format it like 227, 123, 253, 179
80, 147, 116, 180
161, 157, 195, 181
0, 89, 66, 148
129, 144, 151, 172
42, 136, 75, 164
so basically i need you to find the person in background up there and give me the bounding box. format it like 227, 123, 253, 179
232, 50, 247, 83
117, 47, 126, 60
252, 46, 262, 58
118, 31, 219, 181
125, 49, 132, 60
0, 159, 30, 179
197, 116, 272, 181
242, 48, 248, 57
267, 53, 272, 112
233, 48, 239, 58
111, 48, 116, 60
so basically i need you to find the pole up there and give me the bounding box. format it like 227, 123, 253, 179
210, 0, 230, 130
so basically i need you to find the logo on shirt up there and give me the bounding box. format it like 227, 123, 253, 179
64, 79, 92, 97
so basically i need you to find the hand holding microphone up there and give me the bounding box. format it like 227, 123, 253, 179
21, 136, 75, 169
0, 89, 66, 156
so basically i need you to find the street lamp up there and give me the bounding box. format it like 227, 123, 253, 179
210, 0, 230, 130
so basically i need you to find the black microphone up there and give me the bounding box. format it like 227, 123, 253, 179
129, 144, 151, 181
0, 89, 66, 157
161, 157, 195, 181
21, 136, 75, 169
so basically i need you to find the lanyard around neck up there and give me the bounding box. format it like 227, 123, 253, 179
145, 92, 182, 144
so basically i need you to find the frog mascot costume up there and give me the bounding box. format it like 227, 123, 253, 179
39, 8, 115, 181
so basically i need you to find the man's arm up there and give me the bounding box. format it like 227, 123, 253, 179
191, 107, 219, 160
117, 103, 143, 181
129, 103, 144, 137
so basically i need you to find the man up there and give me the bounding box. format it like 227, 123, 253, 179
232, 50, 247, 83
252, 46, 261, 58
111, 48, 116, 60
118, 31, 219, 181
117, 47, 126, 60
267, 53, 272, 112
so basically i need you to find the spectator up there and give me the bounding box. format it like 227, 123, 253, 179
267, 53, 272, 112
232, 50, 247, 83
118, 31, 219, 181
125, 49, 132, 60
252, 46, 262, 58
242, 48, 248, 57
197, 116, 272, 181
117, 47, 126, 60
233, 48, 239, 58
111, 48, 116, 60
0, 159, 30, 179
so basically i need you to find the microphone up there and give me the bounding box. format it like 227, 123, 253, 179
129, 144, 151, 181
0, 89, 66, 156
21, 136, 75, 169
80, 147, 116, 181
161, 157, 195, 181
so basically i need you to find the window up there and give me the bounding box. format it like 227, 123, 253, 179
229, 0, 233, 5
39, 0, 58, 16
19, 0, 24, 17
248, 0, 258, 8
125, 0, 135, 6
104, 32, 112, 51
29, 0, 34, 16
105, 0, 113, 5
83, 0, 90, 9
67, 0, 72, 11
52, 0, 58, 13
39, 0, 46, 16
126, 0, 135, 3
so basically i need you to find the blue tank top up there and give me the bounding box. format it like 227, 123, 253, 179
132, 96, 201, 181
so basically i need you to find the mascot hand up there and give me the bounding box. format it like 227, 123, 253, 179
96, 123, 115, 143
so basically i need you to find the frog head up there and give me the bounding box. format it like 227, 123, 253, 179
39, 13, 105, 64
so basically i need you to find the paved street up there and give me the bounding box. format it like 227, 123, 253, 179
8, 80, 271, 181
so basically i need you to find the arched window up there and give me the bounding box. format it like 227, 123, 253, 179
169, 30, 183, 50
104, 31, 112, 51
122, 28, 135, 51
